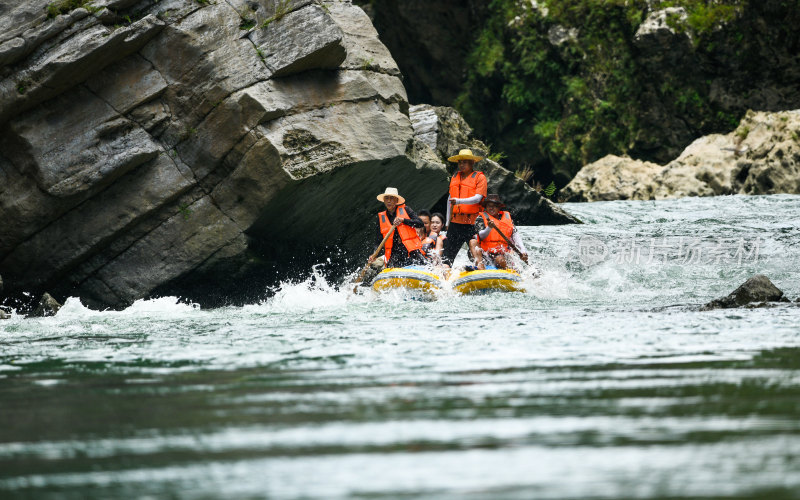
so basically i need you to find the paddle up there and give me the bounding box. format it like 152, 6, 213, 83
485, 217, 528, 264
352, 225, 396, 291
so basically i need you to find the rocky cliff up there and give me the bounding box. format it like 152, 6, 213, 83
562, 109, 800, 202
0, 0, 579, 309
0, 0, 449, 308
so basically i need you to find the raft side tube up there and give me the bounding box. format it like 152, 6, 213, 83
372, 266, 442, 294
451, 269, 525, 295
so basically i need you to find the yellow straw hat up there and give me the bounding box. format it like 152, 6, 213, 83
447, 148, 484, 163
376, 187, 405, 204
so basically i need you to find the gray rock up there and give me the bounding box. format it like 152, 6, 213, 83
0, 15, 166, 124
31, 292, 62, 317
564, 109, 800, 201
249, 3, 346, 77
409, 104, 581, 225
323, 0, 401, 76
561, 155, 664, 202
0, 0, 448, 308
702, 275, 788, 310
634, 8, 690, 46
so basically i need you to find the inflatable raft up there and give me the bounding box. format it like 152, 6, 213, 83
371, 266, 526, 295
372, 266, 442, 295
451, 268, 526, 295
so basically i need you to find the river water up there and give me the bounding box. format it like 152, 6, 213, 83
1, 195, 799, 499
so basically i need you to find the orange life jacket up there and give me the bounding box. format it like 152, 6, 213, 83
379, 205, 423, 262
449, 170, 486, 224
479, 211, 515, 253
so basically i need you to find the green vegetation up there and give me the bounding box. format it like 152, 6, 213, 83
487, 151, 506, 163
453, 0, 785, 182
46, 0, 99, 18
261, 0, 292, 29
514, 164, 533, 182
178, 203, 192, 220
735, 125, 750, 141
543, 181, 557, 197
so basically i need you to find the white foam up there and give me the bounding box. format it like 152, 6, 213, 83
119, 296, 199, 315
53, 297, 102, 319
245, 265, 364, 314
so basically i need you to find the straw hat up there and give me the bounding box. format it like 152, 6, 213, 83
447, 148, 484, 163
376, 187, 405, 204
481, 193, 506, 208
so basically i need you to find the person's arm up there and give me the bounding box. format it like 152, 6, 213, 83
400, 207, 424, 228
435, 234, 445, 254
474, 217, 490, 240
452, 193, 484, 205
511, 228, 527, 254
445, 195, 452, 228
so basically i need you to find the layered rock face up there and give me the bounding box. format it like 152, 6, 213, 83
410, 104, 581, 225
562, 110, 800, 202
0, 0, 448, 308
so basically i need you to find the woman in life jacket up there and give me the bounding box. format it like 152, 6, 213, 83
419, 212, 448, 265
368, 187, 426, 269
469, 194, 529, 270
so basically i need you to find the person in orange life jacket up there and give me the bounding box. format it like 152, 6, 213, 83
368, 187, 426, 268
469, 194, 529, 270
442, 149, 488, 266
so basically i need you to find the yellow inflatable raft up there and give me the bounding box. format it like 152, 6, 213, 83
451, 268, 526, 295
372, 266, 442, 295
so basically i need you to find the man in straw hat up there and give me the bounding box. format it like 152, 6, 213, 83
469, 193, 528, 270
443, 149, 488, 266
369, 187, 427, 269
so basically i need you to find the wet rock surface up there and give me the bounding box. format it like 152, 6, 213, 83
702, 274, 789, 310
30, 292, 62, 318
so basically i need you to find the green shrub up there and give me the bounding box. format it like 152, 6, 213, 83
454, 0, 761, 181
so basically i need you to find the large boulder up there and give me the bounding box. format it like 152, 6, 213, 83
560, 155, 663, 202
563, 110, 800, 202
0, 0, 448, 308
703, 275, 788, 310
409, 104, 581, 225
